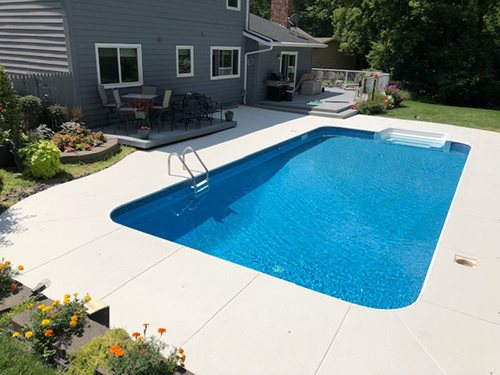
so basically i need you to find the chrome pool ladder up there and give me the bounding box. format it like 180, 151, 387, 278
168, 146, 209, 195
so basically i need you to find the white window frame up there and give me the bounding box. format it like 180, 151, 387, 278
176, 45, 194, 78
280, 51, 299, 85
95, 43, 143, 89
210, 46, 241, 80
226, 0, 241, 11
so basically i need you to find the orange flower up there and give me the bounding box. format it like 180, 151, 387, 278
158, 327, 166, 335
178, 348, 184, 354
69, 320, 77, 327
132, 332, 141, 339
110, 345, 125, 358
10, 283, 17, 292
0, 264, 3, 270
4, 260, 10, 266
17, 265, 24, 271
44, 329, 54, 337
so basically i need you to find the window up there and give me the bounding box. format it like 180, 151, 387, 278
95, 44, 143, 88
280, 52, 298, 84
176, 46, 194, 77
226, 0, 240, 11
210, 47, 241, 80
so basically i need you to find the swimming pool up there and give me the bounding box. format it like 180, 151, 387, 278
112, 128, 469, 309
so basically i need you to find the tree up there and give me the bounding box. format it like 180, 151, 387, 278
250, 0, 271, 18
0, 65, 21, 144
331, 0, 500, 106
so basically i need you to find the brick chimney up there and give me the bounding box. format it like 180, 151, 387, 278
271, 0, 293, 28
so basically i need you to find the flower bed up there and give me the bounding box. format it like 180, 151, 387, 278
1, 258, 191, 374
52, 122, 106, 153
58, 138, 119, 164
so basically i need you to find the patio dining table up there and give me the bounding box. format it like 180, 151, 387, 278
122, 93, 158, 101
122, 93, 159, 127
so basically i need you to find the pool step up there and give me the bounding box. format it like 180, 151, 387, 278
377, 128, 448, 150
193, 179, 209, 194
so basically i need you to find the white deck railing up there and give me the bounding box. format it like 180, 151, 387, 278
312, 68, 390, 92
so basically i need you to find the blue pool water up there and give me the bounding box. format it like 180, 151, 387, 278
112, 128, 468, 309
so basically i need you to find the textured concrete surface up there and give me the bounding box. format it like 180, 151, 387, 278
1, 106, 499, 375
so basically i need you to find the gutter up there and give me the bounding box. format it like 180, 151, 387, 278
243, 0, 273, 105
243, 31, 327, 49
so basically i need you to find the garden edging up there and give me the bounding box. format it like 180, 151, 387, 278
59, 138, 119, 164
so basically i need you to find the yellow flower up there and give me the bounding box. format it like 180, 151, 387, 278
24, 331, 33, 339
73, 292, 78, 298
137, 336, 143, 342
37, 304, 45, 310
42, 306, 53, 313
63, 298, 70, 305
41, 319, 50, 326
27, 303, 34, 309
64, 294, 71, 299
70, 315, 78, 322
11, 332, 20, 338
69, 320, 77, 327
4, 260, 10, 266
84, 294, 91, 302
52, 300, 60, 306
17, 265, 24, 271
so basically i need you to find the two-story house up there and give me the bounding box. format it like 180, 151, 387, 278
0, 0, 325, 125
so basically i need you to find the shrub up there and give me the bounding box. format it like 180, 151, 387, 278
52, 122, 106, 152
384, 84, 410, 107
0, 259, 23, 299
108, 324, 185, 375
31, 124, 55, 140
16, 293, 91, 362
68, 328, 130, 375
46, 104, 66, 128
19, 95, 43, 130
354, 95, 387, 115
20, 140, 61, 179
0, 65, 21, 143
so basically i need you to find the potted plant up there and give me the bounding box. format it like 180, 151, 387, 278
137, 125, 151, 139
224, 110, 234, 122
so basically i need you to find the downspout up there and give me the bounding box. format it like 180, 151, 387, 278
243, 0, 274, 105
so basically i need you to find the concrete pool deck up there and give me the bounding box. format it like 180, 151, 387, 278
1, 106, 499, 374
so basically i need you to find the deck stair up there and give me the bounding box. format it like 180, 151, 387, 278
168, 146, 209, 195
255, 102, 358, 119
376, 128, 448, 150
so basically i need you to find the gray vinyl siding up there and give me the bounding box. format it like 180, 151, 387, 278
246, 47, 313, 104
0, 0, 70, 73
65, 0, 247, 126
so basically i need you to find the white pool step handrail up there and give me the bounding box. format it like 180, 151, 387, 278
377, 128, 448, 150
168, 146, 209, 195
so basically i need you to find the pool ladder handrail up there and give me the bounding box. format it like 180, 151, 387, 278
167, 146, 209, 195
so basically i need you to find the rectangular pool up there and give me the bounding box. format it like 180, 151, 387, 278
112, 128, 469, 309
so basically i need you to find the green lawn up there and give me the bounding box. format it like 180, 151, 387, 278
0, 145, 135, 213
0, 333, 59, 375
380, 100, 500, 132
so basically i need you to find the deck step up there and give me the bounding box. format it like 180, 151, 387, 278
254, 104, 358, 119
